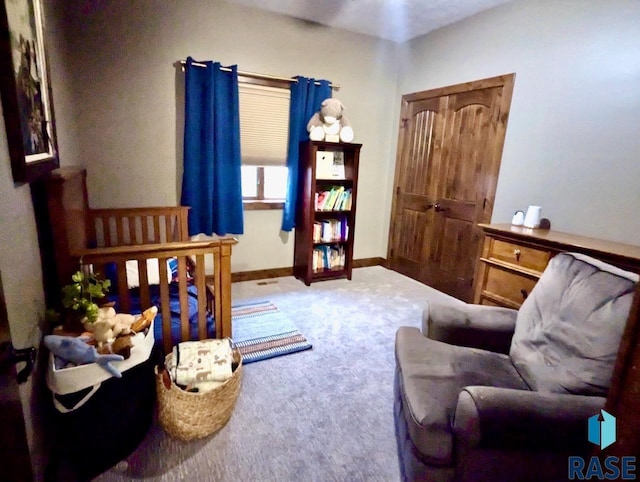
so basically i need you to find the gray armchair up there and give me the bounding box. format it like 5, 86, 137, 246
394, 252, 639, 481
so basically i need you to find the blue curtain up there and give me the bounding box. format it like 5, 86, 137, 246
281, 77, 331, 232
181, 57, 244, 236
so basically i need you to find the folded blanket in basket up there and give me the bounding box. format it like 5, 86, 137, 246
170, 339, 233, 388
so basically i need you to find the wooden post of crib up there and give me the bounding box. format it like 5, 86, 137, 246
219, 240, 234, 339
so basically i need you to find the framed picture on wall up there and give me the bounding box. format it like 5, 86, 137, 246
0, 0, 58, 184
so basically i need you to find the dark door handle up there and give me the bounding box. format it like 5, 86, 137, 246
0, 342, 36, 384
423, 204, 433, 211
434, 203, 448, 212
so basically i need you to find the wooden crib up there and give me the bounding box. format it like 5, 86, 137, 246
38, 167, 236, 353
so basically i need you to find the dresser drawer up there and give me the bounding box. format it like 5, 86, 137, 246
483, 265, 538, 307
489, 239, 550, 273
474, 223, 640, 307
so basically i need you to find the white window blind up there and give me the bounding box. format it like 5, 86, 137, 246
239, 83, 290, 166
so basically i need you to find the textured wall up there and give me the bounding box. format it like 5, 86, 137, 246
56, 0, 401, 272
395, 0, 640, 245
0, 122, 43, 348
51, 0, 640, 273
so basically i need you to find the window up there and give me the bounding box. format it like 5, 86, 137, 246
238, 80, 290, 210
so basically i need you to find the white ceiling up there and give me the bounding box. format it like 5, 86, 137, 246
229, 0, 513, 43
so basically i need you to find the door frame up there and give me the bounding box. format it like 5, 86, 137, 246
387, 74, 515, 293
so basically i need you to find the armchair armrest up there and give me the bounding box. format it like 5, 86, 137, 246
454, 386, 606, 452
424, 302, 518, 354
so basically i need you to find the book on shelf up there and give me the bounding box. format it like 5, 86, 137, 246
314, 186, 352, 211
324, 186, 343, 211
315, 151, 334, 179
335, 188, 352, 211
312, 218, 349, 243
343, 190, 352, 211
313, 222, 322, 243
331, 151, 345, 180
314, 191, 328, 211
312, 244, 346, 272
315, 150, 345, 180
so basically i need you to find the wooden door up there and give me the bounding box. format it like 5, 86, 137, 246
388, 74, 514, 301
387, 96, 447, 282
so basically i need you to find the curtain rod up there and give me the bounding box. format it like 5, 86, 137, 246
178, 60, 339, 90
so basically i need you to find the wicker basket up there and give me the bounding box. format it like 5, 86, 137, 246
155, 344, 242, 441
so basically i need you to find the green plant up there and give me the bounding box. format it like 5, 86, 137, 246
61, 271, 111, 324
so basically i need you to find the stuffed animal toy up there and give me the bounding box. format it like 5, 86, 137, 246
44, 335, 124, 378
83, 306, 138, 347
93, 306, 157, 358
307, 98, 354, 143
109, 334, 134, 359
131, 306, 157, 333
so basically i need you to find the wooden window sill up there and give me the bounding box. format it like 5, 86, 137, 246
243, 200, 284, 211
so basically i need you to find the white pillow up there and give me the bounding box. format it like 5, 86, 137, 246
125, 259, 173, 289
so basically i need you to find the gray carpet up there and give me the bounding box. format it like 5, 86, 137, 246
95, 266, 460, 481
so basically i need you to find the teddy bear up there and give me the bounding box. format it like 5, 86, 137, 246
307, 98, 354, 143
91, 305, 157, 357
83, 306, 137, 347
84, 305, 158, 346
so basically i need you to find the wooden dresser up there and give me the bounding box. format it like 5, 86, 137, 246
473, 224, 640, 309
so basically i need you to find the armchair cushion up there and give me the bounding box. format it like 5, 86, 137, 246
424, 302, 518, 354
510, 253, 638, 395
395, 327, 528, 466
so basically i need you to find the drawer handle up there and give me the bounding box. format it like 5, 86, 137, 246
514, 248, 521, 261
521, 288, 528, 300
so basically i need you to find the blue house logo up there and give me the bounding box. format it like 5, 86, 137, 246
588, 409, 616, 450
568, 409, 637, 480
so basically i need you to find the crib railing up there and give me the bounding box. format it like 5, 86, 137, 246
69, 206, 236, 353
88, 207, 190, 247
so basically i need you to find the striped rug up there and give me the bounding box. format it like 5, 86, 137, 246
231, 300, 312, 364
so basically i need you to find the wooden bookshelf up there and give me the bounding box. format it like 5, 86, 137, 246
294, 140, 361, 285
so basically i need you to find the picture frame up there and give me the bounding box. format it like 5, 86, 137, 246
0, 0, 58, 184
